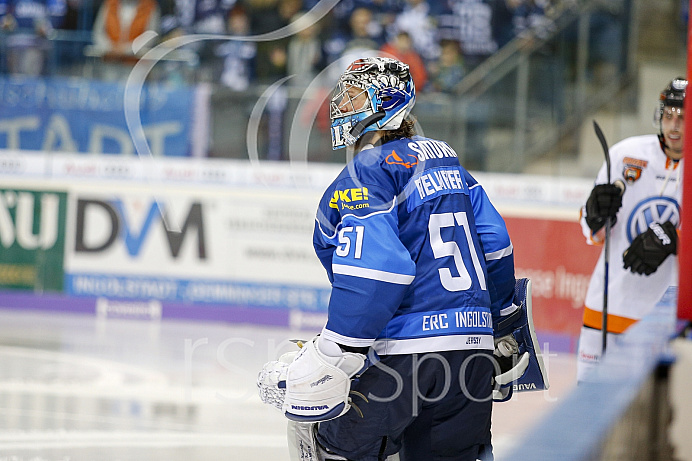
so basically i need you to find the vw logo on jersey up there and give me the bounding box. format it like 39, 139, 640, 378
626, 197, 680, 243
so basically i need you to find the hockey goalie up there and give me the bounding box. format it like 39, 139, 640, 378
257, 56, 548, 460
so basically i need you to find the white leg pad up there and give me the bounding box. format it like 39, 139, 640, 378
287, 421, 349, 461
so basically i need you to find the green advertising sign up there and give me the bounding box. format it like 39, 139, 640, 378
0, 189, 67, 292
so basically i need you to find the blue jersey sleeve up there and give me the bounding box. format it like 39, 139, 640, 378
465, 171, 515, 323
314, 181, 416, 347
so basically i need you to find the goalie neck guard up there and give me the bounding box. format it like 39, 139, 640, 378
330, 57, 416, 150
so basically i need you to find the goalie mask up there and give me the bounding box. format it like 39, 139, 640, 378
330, 57, 416, 150
654, 77, 687, 152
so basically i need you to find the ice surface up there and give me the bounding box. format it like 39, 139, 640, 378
0, 309, 576, 460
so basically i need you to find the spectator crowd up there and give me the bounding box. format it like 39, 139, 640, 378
0, 0, 567, 93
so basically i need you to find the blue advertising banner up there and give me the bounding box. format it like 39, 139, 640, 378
65, 273, 331, 312
0, 76, 195, 156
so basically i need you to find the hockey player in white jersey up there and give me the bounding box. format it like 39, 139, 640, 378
577, 77, 685, 381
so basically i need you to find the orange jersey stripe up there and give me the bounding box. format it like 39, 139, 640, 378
582, 306, 638, 334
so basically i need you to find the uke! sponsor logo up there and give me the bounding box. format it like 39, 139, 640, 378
328, 187, 369, 210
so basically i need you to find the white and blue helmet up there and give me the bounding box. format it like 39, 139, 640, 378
330, 57, 416, 150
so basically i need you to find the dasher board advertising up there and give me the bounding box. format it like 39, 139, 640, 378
0, 188, 67, 291
63, 186, 331, 311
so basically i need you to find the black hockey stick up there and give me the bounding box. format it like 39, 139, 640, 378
592, 120, 611, 354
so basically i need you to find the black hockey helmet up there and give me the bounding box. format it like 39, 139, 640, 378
659, 77, 687, 109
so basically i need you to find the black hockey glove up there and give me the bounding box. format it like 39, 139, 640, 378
585, 184, 623, 233
623, 221, 678, 275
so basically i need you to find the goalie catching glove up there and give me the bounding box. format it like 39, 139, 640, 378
257, 347, 301, 411
492, 278, 549, 402
623, 221, 678, 275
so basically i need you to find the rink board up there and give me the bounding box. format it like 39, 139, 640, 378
0, 152, 599, 349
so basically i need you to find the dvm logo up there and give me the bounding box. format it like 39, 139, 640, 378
626, 197, 680, 243
75, 199, 206, 258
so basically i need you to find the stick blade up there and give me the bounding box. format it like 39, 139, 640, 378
593, 120, 609, 156
593, 119, 611, 180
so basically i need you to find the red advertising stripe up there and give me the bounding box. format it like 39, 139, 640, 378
504, 216, 600, 337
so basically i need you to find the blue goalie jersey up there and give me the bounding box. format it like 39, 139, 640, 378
313, 135, 516, 355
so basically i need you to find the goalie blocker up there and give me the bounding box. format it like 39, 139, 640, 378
492, 278, 550, 401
